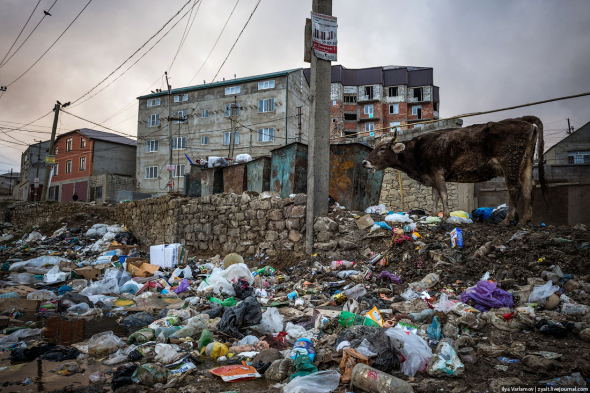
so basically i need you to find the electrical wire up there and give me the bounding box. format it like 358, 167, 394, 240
100, 75, 163, 124
0, 0, 58, 69
187, 0, 240, 85
168, 0, 202, 73
6, 0, 93, 87
60, 110, 137, 139
0, 0, 42, 67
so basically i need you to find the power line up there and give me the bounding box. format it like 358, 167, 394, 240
187, 0, 240, 85
69, 0, 195, 108
168, 0, 203, 73
60, 110, 137, 139
100, 75, 163, 125
5, 0, 93, 87
0, 0, 42, 67
0, 0, 58, 69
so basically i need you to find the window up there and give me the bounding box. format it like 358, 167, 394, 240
224, 131, 240, 146
568, 151, 590, 164
147, 98, 161, 107
79, 156, 86, 171
389, 104, 399, 114
388, 86, 398, 97
95, 186, 103, 199
413, 88, 423, 101
202, 110, 209, 118
390, 122, 402, 133
200, 136, 209, 145
225, 103, 240, 117
54, 146, 58, 155
80, 138, 86, 148
173, 110, 188, 124
332, 100, 337, 106
66, 160, 72, 174
258, 80, 275, 90
66, 138, 72, 152
174, 164, 186, 178
147, 114, 160, 127
172, 137, 186, 150
343, 94, 357, 103
344, 113, 357, 121
48, 186, 57, 200
332, 118, 336, 123
364, 105, 373, 115
174, 94, 188, 102
225, 86, 241, 95
145, 166, 158, 179
412, 105, 422, 119
258, 98, 275, 113
258, 128, 274, 142
146, 140, 159, 152
365, 122, 374, 132
363, 86, 374, 99
434, 102, 439, 112
53, 164, 58, 176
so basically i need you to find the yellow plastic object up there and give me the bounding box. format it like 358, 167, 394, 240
450, 211, 470, 219
364, 306, 384, 327
204, 342, 229, 360
114, 298, 135, 307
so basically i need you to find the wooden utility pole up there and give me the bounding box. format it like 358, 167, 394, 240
165, 72, 173, 190
34, 140, 41, 201
41, 102, 62, 202
228, 97, 239, 159
297, 106, 303, 142
305, 0, 333, 254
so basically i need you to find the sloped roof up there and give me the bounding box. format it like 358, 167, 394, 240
57, 128, 137, 146
303, 65, 434, 87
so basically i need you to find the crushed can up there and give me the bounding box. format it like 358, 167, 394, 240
330, 292, 347, 306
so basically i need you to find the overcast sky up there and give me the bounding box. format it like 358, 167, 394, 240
1, 0, 589, 173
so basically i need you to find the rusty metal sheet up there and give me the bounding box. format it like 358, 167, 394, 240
201, 168, 224, 196
329, 143, 383, 211
223, 163, 247, 194
246, 157, 271, 193
270, 142, 308, 198
187, 164, 202, 197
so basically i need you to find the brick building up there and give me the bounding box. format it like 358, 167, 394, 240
49, 129, 136, 203
304, 65, 439, 139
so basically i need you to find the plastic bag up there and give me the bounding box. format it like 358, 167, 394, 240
89, 371, 106, 383
12, 273, 32, 284
44, 265, 67, 284
426, 338, 464, 377
208, 156, 229, 168
27, 289, 58, 301
385, 327, 433, 377
385, 213, 413, 223
528, 281, 560, 306
401, 288, 421, 300
127, 328, 156, 344
222, 263, 254, 286
198, 329, 214, 350
236, 154, 252, 163
259, 307, 284, 334
155, 344, 183, 364
237, 335, 259, 346
460, 281, 513, 312
446, 216, 473, 224
424, 216, 441, 224
365, 204, 387, 214
285, 322, 314, 343
67, 303, 90, 314
131, 363, 168, 385
69, 279, 88, 292
170, 315, 207, 339
9, 256, 65, 271
198, 268, 235, 296
88, 331, 123, 356
204, 342, 228, 359
0, 328, 43, 347
171, 266, 193, 280
80, 278, 119, 296
174, 279, 190, 294
434, 292, 454, 313
427, 316, 443, 341
283, 369, 340, 393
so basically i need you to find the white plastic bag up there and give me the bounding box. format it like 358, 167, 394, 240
386, 327, 433, 377
365, 204, 387, 214
171, 266, 193, 280
446, 216, 473, 224
27, 289, 58, 301
355, 339, 378, 357
236, 154, 252, 163
283, 370, 341, 393
434, 293, 454, 313
385, 213, 413, 223
426, 339, 464, 377
80, 278, 119, 296
26, 231, 43, 243
155, 343, 183, 364
88, 331, 124, 356
9, 256, 65, 271
285, 322, 314, 343
259, 307, 284, 334
67, 303, 90, 314
44, 265, 67, 284
221, 263, 254, 285
0, 328, 42, 347
237, 335, 259, 346
528, 281, 560, 305
12, 273, 32, 284
197, 268, 235, 296
401, 288, 421, 300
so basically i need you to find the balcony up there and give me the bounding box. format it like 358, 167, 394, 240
357, 94, 379, 103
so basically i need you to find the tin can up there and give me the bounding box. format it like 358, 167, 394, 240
351, 363, 413, 393
330, 292, 347, 306
287, 291, 299, 300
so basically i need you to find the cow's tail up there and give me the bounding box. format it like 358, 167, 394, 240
529, 117, 548, 195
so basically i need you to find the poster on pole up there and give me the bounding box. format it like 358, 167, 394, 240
34, 178, 39, 189
166, 165, 176, 171
310, 12, 337, 61
45, 155, 55, 165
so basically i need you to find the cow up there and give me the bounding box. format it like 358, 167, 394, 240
362, 116, 547, 224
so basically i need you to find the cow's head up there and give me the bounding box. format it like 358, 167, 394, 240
362, 135, 406, 173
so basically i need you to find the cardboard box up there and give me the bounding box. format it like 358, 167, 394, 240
150, 244, 185, 269
0, 285, 36, 297
71, 264, 109, 281
126, 258, 160, 277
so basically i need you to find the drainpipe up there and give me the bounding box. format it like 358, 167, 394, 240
285, 74, 289, 145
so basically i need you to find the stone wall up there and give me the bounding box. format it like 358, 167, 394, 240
6, 202, 115, 229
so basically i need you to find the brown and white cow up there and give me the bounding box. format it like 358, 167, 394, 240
362, 116, 547, 224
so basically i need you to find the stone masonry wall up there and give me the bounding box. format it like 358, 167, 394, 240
6, 202, 115, 229
379, 168, 459, 213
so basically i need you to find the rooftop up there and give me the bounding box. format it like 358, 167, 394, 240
303, 65, 435, 88
57, 128, 137, 146
137, 68, 303, 100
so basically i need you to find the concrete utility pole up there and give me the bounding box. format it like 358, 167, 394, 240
567, 118, 573, 135
41, 102, 62, 202
34, 140, 41, 201
165, 72, 173, 190
305, 0, 332, 254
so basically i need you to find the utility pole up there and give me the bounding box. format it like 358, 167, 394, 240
165, 72, 173, 191
305, 0, 333, 254
567, 118, 573, 135
249, 134, 253, 155
34, 140, 41, 201
41, 101, 68, 202
297, 106, 303, 142
9, 168, 12, 196
228, 96, 238, 159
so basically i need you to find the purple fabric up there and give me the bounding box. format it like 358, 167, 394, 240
174, 279, 190, 294
460, 280, 513, 312
377, 271, 402, 284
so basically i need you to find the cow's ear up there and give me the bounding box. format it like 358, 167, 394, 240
392, 143, 405, 154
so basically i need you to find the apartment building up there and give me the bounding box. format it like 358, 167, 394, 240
17, 140, 50, 201
136, 69, 310, 195
49, 129, 136, 203
304, 65, 440, 138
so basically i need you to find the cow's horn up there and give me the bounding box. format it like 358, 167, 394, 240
392, 143, 405, 154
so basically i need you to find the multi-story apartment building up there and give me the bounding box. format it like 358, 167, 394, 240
304, 65, 440, 139
136, 69, 310, 195
49, 129, 136, 203
17, 140, 50, 201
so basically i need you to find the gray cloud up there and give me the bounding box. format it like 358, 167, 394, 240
1, 0, 589, 172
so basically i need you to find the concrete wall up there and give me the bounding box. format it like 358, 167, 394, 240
136, 70, 311, 196
92, 141, 137, 177
19, 141, 50, 201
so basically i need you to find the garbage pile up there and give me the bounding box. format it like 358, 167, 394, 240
0, 203, 589, 393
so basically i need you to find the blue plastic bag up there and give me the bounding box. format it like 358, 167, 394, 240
427, 316, 443, 341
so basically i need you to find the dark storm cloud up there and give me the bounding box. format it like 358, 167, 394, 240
0, 0, 589, 171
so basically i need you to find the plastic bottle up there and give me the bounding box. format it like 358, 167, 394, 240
351, 363, 413, 393
561, 303, 589, 316
344, 284, 367, 299
408, 308, 434, 324
411, 273, 440, 291
331, 260, 355, 269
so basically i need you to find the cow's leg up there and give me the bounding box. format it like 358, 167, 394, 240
502, 165, 522, 225
431, 187, 440, 217
520, 155, 535, 223
431, 174, 449, 220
